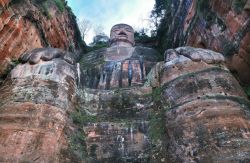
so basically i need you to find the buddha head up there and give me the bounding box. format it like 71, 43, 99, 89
110, 24, 135, 47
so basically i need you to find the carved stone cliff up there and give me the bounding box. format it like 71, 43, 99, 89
0, 0, 84, 79
186, 0, 250, 85
1, 46, 250, 162
155, 0, 250, 85
0, 2, 250, 162
159, 47, 250, 162
0, 48, 81, 162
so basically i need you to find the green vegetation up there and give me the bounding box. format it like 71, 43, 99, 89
148, 87, 169, 162
151, 87, 162, 103
32, 0, 44, 4
41, 2, 52, 19
134, 29, 156, 43
150, 0, 173, 54
69, 108, 96, 160
244, 86, 250, 98
1, 59, 20, 80
86, 42, 108, 52
54, 0, 65, 12
150, 0, 229, 54
69, 128, 87, 160
9, 0, 22, 5
149, 87, 167, 141
233, 0, 247, 14
149, 107, 166, 141
30, 0, 67, 18
222, 39, 237, 56
71, 109, 97, 125
11, 59, 20, 65
148, 107, 168, 162
109, 91, 138, 118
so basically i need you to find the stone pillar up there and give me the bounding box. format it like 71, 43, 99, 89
161, 47, 250, 162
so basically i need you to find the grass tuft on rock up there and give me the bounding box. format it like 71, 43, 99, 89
71, 109, 97, 125
244, 85, 250, 98
54, 0, 65, 12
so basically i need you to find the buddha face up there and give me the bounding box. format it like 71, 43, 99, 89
110, 24, 135, 47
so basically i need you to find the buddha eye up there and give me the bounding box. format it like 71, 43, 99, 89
112, 29, 120, 32
125, 28, 133, 32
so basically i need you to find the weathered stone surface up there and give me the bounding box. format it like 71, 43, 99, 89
0, 15, 249, 163
155, 0, 250, 85
80, 46, 159, 89
160, 47, 250, 162
0, 102, 68, 162
185, 0, 250, 85
76, 87, 153, 162
77, 87, 152, 119
0, 48, 79, 162
84, 121, 149, 162
0, 0, 84, 78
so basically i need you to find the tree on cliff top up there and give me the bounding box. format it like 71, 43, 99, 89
78, 19, 93, 40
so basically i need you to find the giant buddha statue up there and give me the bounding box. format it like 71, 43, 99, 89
0, 23, 250, 163
110, 23, 135, 47
80, 23, 159, 89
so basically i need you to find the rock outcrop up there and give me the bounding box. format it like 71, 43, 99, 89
0, 0, 84, 79
155, 0, 250, 85
156, 47, 250, 162
0, 48, 80, 162
186, 0, 250, 85
76, 87, 153, 162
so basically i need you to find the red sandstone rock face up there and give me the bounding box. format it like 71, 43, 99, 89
1, 46, 250, 162
0, 102, 68, 162
0, 0, 83, 77
0, 0, 9, 8
0, 48, 79, 162
185, 0, 250, 85
159, 47, 250, 162
76, 87, 153, 162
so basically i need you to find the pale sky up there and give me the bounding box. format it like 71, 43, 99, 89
67, 0, 155, 44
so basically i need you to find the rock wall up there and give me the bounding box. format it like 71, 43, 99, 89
0, 47, 250, 162
76, 87, 153, 162
0, 0, 249, 161
155, 47, 250, 162
0, 49, 80, 162
186, 0, 250, 85
0, 0, 84, 78
79, 46, 250, 162
155, 0, 250, 85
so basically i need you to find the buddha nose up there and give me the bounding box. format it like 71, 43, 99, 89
118, 30, 127, 36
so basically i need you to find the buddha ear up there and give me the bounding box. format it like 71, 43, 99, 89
109, 39, 112, 46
